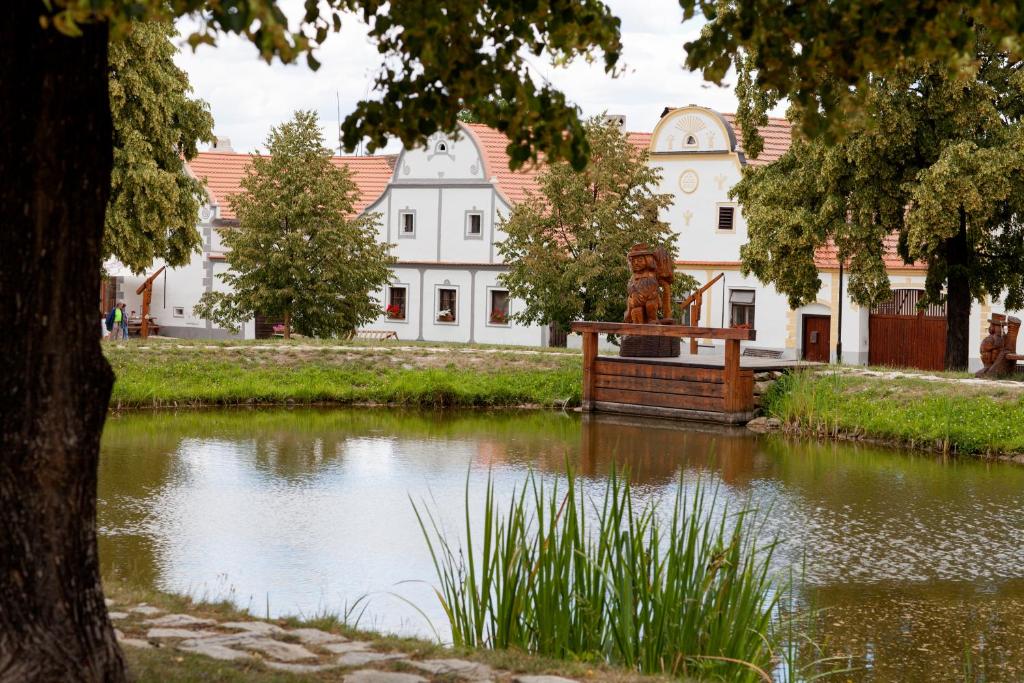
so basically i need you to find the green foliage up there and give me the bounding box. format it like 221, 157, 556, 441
497, 118, 677, 332
194, 111, 394, 339
764, 371, 1024, 456
414, 469, 781, 681
680, 0, 1024, 136
731, 40, 1024, 367
106, 20, 213, 272
49, 0, 622, 172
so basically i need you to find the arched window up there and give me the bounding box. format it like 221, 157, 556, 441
685, 135, 697, 146
435, 141, 448, 154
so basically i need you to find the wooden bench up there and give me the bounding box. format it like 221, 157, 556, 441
352, 330, 399, 341
742, 347, 783, 359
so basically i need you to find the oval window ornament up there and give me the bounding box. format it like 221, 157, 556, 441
678, 170, 699, 194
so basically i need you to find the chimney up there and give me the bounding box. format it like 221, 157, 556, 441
602, 114, 626, 128
211, 136, 234, 153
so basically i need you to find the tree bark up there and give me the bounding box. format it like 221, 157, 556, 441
0, 6, 125, 682
284, 309, 292, 340
944, 208, 972, 371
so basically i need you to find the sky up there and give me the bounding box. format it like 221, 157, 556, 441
173, 1, 748, 156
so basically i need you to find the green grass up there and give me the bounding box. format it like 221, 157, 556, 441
763, 370, 1024, 456
414, 468, 787, 682
105, 342, 581, 409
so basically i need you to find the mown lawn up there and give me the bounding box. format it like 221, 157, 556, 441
105, 340, 581, 410
764, 370, 1024, 457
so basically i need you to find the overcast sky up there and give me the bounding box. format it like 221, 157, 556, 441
173, 1, 750, 155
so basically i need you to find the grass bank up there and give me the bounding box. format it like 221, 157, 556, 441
763, 370, 1024, 459
105, 339, 581, 410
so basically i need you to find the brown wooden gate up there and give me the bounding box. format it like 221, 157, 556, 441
869, 289, 947, 370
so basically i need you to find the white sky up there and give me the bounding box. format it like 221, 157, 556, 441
173, 1, 749, 156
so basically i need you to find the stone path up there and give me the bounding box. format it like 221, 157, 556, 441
112, 600, 581, 682
132, 341, 574, 358
825, 366, 1024, 390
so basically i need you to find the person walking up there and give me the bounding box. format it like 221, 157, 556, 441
106, 302, 126, 341
118, 302, 129, 341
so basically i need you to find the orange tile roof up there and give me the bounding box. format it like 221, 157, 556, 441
186, 151, 395, 220
460, 123, 651, 205
814, 234, 926, 270
720, 114, 792, 166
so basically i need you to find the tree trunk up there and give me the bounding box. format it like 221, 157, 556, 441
944, 208, 972, 371
0, 6, 125, 682
284, 309, 292, 340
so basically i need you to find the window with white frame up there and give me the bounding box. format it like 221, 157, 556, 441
717, 205, 736, 232
387, 286, 407, 321
437, 287, 458, 323
399, 211, 415, 236
172, 307, 185, 318
729, 289, 755, 328
466, 212, 483, 238
489, 289, 510, 325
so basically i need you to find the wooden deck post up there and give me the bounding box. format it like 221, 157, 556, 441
722, 338, 741, 412
582, 331, 598, 411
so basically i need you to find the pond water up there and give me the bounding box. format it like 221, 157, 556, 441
99, 408, 1024, 681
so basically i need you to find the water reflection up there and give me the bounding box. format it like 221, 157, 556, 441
99, 408, 1024, 681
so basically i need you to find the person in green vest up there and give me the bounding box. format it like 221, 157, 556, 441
106, 302, 127, 341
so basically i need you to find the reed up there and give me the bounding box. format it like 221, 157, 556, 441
413, 469, 784, 681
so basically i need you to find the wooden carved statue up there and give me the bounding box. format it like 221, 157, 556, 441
619, 244, 679, 358
624, 243, 674, 324
976, 313, 1021, 378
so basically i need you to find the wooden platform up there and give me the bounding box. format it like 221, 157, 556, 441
571, 321, 801, 425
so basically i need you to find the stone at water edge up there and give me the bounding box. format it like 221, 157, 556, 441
335, 651, 404, 667
746, 416, 782, 433
345, 672, 427, 683
130, 604, 164, 616
266, 661, 344, 674
105, 599, 115, 607
323, 641, 372, 654
144, 613, 218, 628
238, 638, 319, 662
108, 612, 129, 621
403, 658, 494, 681
221, 620, 285, 635
515, 677, 579, 683
178, 642, 254, 662
120, 638, 154, 649
288, 627, 348, 645
147, 628, 222, 641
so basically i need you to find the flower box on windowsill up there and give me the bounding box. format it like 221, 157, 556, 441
489, 310, 509, 325
386, 305, 405, 320
437, 314, 456, 323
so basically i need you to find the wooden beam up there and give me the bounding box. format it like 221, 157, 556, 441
581, 331, 598, 411
571, 321, 756, 341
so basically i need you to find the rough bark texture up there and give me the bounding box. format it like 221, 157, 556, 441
944, 209, 971, 371
0, 5, 125, 682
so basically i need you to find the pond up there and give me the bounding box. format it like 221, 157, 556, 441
99, 408, 1024, 681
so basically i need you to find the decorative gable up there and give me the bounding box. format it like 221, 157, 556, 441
651, 107, 736, 154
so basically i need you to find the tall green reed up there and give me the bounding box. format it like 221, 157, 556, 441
412, 468, 783, 681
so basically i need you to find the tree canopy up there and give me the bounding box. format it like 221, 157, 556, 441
682, 0, 1024, 135
106, 19, 213, 273
731, 39, 1024, 369
498, 117, 694, 332
194, 111, 394, 339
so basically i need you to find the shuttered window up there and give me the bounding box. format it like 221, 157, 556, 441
717, 205, 735, 231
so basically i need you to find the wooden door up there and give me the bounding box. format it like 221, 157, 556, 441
802, 315, 831, 362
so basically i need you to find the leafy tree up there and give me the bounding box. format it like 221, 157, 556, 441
195, 111, 394, 340
498, 117, 695, 332
106, 20, 213, 273
681, 0, 1024, 135
731, 39, 1024, 370
3, 2, 623, 680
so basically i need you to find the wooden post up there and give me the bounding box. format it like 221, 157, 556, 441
723, 338, 741, 412
582, 331, 598, 411
689, 294, 701, 354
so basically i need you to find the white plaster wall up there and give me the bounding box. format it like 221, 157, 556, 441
438, 187, 497, 263
388, 187, 440, 262
473, 270, 544, 346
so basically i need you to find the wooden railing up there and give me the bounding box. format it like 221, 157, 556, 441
569, 322, 757, 414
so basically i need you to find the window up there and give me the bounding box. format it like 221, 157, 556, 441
437, 287, 458, 323
387, 286, 407, 321
435, 141, 448, 153
466, 212, 483, 238
489, 289, 510, 325
172, 307, 185, 318
685, 135, 697, 146
717, 205, 736, 232
729, 290, 755, 328
399, 211, 415, 236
